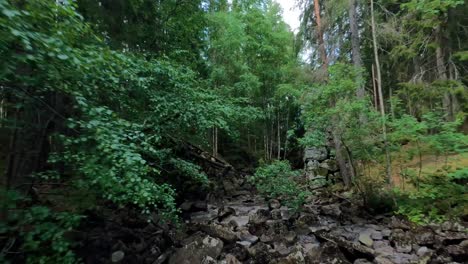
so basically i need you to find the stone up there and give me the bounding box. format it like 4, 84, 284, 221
180, 201, 194, 212
373, 256, 393, 264
304, 147, 328, 162
218, 206, 236, 220
321, 204, 341, 217
247, 242, 273, 263
111, 251, 125, 263
381, 229, 391, 238
414, 229, 435, 245
320, 159, 338, 172
249, 209, 270, 225
222, 215, 249, 228
237, 230, 258, 244
354, 259, 372, 264
284, 231, 297, 244
395, 243, 412, 253
269, 199, 281, 210
222, 179, 236, 193
260, 234, 274, 243
279, 249, 305, 264
236, 240, 252, 248
199, 223, 238, 242
201, 256, 217, 264
169, 236, 224, 264
358, 231, 374, 247
302, 243, 321, 260
446, 244, 468, 261
225, 254, 242, 264
371, 231, 383, 240
417, 246, 432, 257
193, 200, 208, 211
273, 242, 292, 257
271, 209, 282, 220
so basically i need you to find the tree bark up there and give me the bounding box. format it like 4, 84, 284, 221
371, 0, 392, 185
313, 0, 328, 73
312, 0, 353, 187
349, 0, 364, 99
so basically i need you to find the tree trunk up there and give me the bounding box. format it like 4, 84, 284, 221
313, 0, 328, 73
349, 0, 364, 99
371, 0, 392, 185
277, 109, 281, 159
312, 0, 353, 187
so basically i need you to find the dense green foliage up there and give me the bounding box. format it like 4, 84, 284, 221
1, 0, 468, 262
249, 160, 308, 210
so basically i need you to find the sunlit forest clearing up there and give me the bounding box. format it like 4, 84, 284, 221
1, 0, 467, 263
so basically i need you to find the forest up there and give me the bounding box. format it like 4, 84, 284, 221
0, 0, 467, 263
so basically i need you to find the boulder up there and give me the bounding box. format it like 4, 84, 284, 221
269, 199, 281, 210
320, 159, 338, 172
111, 251, 125, 263
225, 254, 242, 264
249, 209, 270, 225
247, 242, 273, 263
304, 147, 328, 162
358, 231, 374, 247
321, 204, 342, 218
169, 236, 224, 264
199, 223, 238, 242
237, 230, 259, 244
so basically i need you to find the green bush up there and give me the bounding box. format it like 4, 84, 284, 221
248, 160, 308, 210
394, 168, 468, 224
0, 191, 82, 264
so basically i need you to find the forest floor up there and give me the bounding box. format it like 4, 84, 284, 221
367, 150, 468, 187
76, 171, 468, 264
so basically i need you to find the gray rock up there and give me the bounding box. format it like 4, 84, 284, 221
302, 243, 321, 260
199, 223, 238, 242
321, 204, 342, 217
247, 242, 273, 263
225, 254, 242, 264
304, 147, 328, 162
238, 230, 258, 244
201, 256, 217, 264
169, 236, 224, 264
279, 249, 305, 264
373, 256, 393, 264
271, 209, 282, 220
320, 159, 338, 172
381, 229, 391, 238
354, 259, 372, 264
249, 209, 270, 225
111, 251, 125, 263
359, 231, 374, 247
284, 231, 297, 244
269, 199, 281, 210
371, 231, 383, 240
417, 246, 432, 257
395, 243, 412, 253
236, 240, 252, 248
260, 234, 274, 243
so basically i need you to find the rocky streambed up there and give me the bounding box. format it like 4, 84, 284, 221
77, 173, 468, 264
160, 191, 468, 264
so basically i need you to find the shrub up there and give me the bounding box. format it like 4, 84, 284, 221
0, 190, 82, 264
394, 168, 468, 224
249, 160, 308, 210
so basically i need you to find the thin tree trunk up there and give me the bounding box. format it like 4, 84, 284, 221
283, 106, 290, 159
372, 64, 378, 110
277, 109, 281, 159
436, 24, 451, 120
349, 0, 365, 100
371, 0, 392, 185
313, 0, 328, 73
